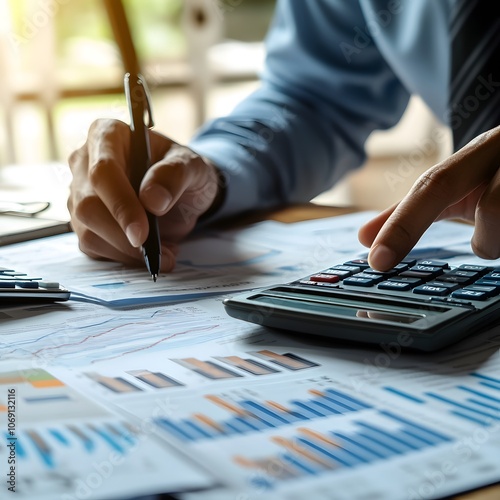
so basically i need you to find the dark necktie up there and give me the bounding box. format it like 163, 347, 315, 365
449, 0, 500, 151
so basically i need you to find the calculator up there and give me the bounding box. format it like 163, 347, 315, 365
0, 266, 70, 304
223, 259, 500, 351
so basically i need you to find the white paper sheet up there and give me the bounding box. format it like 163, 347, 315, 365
50, 327, 500, 500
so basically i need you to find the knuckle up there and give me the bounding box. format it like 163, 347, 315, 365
110, 198, 133, 225
88, 158, 112, 188
68, 147, 86, 169
413, 166, 450, 200
73, 194, 102, 225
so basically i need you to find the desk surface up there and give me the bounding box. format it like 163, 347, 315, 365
237, 203, 500, 500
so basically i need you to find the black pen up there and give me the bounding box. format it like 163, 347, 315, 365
124, 73, 161, 281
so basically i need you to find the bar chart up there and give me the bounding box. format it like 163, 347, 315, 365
384, 371, 500, 427
85, 370, 184, 393
173, 351, 318, 380
155, 387, 371, 442
83, 350, 319, 395
232, 411, 453, 487
0, 368, 109, 424
19, 421, 139, 469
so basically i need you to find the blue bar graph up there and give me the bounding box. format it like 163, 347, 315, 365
233, 413, 454, 482
155, 387, 372, 443
383, 386, 426, 403
156, 418, 195, 442
297, 437, 361, 467
19, 422, 138, 470
426, 393, 500, 422
182, 420, 215, 439
26, 431, 54, 468
471, 373, 500, 386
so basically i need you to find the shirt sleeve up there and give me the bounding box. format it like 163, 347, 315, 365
189, 0, 411, 221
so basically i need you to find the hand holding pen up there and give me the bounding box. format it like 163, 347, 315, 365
67, 100, 224, 272
124, 73, 161, 281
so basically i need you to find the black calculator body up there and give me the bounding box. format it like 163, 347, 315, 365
223, 259, 500, 351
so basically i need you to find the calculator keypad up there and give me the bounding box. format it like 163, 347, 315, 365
297, 259, 500, 302
0, 266, 70, 302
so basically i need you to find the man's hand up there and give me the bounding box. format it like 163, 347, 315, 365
68, 119, 222, 271
359, 125, 500, 270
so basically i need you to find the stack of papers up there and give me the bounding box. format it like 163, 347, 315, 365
0, 212, 499, 500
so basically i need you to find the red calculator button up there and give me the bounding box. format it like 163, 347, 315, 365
310, 274, 340, 283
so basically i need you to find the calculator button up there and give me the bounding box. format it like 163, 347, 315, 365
409, 265, 444, 278
393, 263, 409, 272
438, 275, 472, 285
483, 272, 500, 280
457, 264, 492, 275
310, 274, 340, 283
451, 289, 490, 301
378, 281, 412, 291
444, 270, 479, 283
399, 270, 435, 281
328, 265, 361, 275
320, 269, 351, 278
343, 259, 370, 269
388, 276, 423, 286
16, 281, 39, 289
417, 260, 449, 269
475, 278, 500, 288
38, 281, 60, 289
413, 284, 451, 296
426, 281, 460, 292
461, 285, 498, 297
401, 258, 417, 267
364, 268, 399, 278
343, 276, 378, 287
0, 281, 16, 288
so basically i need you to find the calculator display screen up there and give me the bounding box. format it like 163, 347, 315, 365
251, 294, 449, 328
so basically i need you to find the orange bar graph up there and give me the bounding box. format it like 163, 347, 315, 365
194, 413, 225, 434
205, 395, 249, 417
297, 427, 341, 447
30, 379, 65, 388
255, 350, 317, 370
176, 358, 240, 379
86, 372, 141, 393
0, 369, 64, 388
217, 356, 277, 375
233, 455, 300, 479
271, 436, 335, 469
267, 400, 291, 413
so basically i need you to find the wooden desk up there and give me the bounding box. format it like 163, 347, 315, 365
228, 203, 500, 500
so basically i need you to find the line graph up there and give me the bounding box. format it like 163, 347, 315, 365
0, 302, 254, 366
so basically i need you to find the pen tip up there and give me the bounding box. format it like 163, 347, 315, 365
152, 274, 158, 282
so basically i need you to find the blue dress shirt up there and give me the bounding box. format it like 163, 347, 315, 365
190, 0, 453, 220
